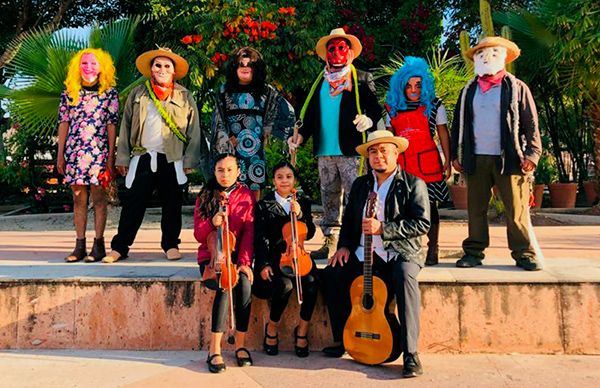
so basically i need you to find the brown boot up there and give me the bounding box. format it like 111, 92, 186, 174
65, 238, 87, 263
85, 237, 106, 262
425, 223, 439, 266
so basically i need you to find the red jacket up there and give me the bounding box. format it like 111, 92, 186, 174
194, 184, 255, 266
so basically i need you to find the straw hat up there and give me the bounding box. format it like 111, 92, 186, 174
356, 130, 409, 157
135, 47, 189, 80
465, 36, 521, 64
315, 28, 362, 61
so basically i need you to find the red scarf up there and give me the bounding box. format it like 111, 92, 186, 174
477, 69, 507, 93
151, 79, 174, 101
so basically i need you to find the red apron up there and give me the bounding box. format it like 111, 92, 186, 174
388, 105, 443, 183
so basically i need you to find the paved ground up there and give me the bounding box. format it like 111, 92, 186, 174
0, 350, 598, 387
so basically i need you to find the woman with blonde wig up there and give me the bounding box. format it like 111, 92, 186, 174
57, 48, 119, 262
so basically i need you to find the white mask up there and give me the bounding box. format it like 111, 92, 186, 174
473, 46, 507, 76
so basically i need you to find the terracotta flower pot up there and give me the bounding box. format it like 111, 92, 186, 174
548, 182, 577, 208
449, 185, 468, 210
583, 180, 599, 206
532, 184, 545, 209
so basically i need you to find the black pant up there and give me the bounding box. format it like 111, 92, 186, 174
200, 264, 252, 333
321, 253, 422, 354
253, 266, 319, 323
111, 153, 182, 256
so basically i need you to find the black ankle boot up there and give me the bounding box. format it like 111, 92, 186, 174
263, 322, 279, 356
425, 223, 439, 266
65, 238, 87, 263
85, 237, 106, 262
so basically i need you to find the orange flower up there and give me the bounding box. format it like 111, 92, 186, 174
180, 35, 193, 45
278, 7, 296, 16
192, 35, 202, 44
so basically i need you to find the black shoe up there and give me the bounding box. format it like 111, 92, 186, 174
206, 353, 226, 373
263, 323, 279, 356
85, 237, 106, 262
322, 343, 345, 358
456, 254, 482, 268
402, 352, 423, 378
293, 326, 309, 358
515, 256, 541, 271
65, 238, 87, 262
235, 347, 253, 367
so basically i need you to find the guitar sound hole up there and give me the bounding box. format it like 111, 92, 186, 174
362, 294, 374, 310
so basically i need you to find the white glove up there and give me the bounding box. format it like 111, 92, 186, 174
353, 114, 373, 132
287, 134, 303, 151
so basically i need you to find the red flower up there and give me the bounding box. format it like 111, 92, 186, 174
278, 7, 295, 15
192, 34, 202, 44
248, 6, 257, 13
180, 35, 193, 45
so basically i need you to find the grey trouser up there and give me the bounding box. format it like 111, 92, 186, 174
318, 156, 360, 236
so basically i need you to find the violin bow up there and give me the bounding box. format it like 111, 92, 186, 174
222, 192, 236, 332
290, 189, 303, 305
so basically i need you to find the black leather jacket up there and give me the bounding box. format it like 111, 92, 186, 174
338, 169, 431, 267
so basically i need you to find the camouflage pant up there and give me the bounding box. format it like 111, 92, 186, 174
318, 156, 360, 236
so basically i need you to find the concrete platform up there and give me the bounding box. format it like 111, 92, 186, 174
1, 350, 599, 387
1, 214, 599, 354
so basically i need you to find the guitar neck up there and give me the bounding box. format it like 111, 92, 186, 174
363, 235, 373, 296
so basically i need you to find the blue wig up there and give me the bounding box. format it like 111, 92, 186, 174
386, 56, 436, 118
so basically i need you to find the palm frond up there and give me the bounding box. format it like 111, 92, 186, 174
6, 86, 63, 136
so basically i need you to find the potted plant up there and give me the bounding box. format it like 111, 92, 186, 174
533, 152, 557, 209
449, 172, 468, 210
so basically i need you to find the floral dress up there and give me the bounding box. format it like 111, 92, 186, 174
58, 88, 119, 186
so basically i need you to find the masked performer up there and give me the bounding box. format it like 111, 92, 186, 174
288, 28, 381, 260
211, 47, 296, 199
104, 47, 202, 263
451, 37, 542, 271
57, 48, 119, 263
385, 56, 451, 266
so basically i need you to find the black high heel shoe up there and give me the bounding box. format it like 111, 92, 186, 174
294, 326, 309, 358
206, 353, 226, 373
235, 347, 253, 367
263, 322, 279, 356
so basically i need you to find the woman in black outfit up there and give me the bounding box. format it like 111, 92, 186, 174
253, 162, 318, 357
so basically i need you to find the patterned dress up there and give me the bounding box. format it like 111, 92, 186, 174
212, 85, 295, 191
58, 87, 119, 186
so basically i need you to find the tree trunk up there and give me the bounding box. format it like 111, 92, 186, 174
591, 103, 600, 192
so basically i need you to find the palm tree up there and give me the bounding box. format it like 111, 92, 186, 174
495, 0, 599, 186
0, 16, 142, 137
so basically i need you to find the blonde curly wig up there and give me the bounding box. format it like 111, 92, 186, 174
64, 48, 116, 105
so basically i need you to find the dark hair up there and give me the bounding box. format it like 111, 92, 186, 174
197, 153, 238, 219
224, 47, 267, 92
271, 161, 298, 179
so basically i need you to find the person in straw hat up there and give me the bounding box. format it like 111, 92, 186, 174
450, 36, 542, 271
103, 47, 203, 263
321, 129, 430, 378
287, 27, 381, 261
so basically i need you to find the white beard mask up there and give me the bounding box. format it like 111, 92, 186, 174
473, 46, 507, 76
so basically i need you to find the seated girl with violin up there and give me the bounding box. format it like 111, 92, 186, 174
194, 153, 256, 373
253, 161, 318, 358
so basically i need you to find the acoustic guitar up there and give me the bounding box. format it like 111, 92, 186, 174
343, 192, 401, 365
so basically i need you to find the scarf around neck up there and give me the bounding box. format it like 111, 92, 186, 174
324, 65, 352, 96
477, 69, 507, 93
151, 78, 174, 101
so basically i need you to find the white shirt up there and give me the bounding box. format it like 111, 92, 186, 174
142, 102, 166, 153
354, 169, 399, 263
274, 191, 291, 215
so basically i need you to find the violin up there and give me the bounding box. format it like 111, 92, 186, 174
203, 192, 238, 330
280, 189, 313, 304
